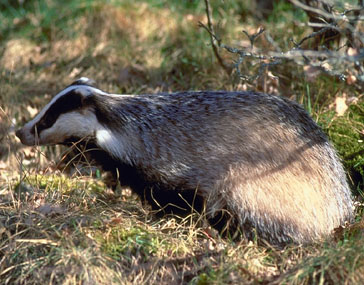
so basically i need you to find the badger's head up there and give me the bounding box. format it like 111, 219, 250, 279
16, 77, 105, 146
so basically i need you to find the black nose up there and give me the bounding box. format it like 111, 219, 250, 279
15, 129, 23, 140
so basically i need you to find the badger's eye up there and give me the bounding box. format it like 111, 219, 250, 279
32, 112, 57, 134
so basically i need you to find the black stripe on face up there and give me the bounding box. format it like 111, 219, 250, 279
32, 90, 84, 135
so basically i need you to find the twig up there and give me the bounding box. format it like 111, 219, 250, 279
243, 27, 265, 49
289, 0, 364, 21
200, 0, 230, 75
294, 26, 338, 47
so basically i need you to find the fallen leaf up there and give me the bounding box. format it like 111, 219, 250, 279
0, 161, 6, 169
335, 94, 348, 116
26, 105, 38, 117
36, 203, 65, 216
347, 47, 358, 56
347, 96, 358, 105
321, 62, 332, 71
304, 65, 321, 82
346, 75, 357, 85
109, 217, 122, 225
69, 67, 82, 78
92, 42, 107, 57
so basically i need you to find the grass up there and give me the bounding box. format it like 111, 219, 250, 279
1, 0, 364, 284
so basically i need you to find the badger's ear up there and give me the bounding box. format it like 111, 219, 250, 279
70, 77, 97, 87
73, 87, 95, 106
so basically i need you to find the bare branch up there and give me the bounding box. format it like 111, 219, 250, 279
200, 0, 230, 75
242, 27, 265, 49
289, 0, 364, 21
296, 26, 339, 47
200, 0, 364, 87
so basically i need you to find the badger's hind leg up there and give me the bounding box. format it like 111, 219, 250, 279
206, 145, 353, 245
207, 209, 242, 240
141, 185, 205, 219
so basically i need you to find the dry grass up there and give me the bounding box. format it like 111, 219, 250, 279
1, 1, 364, 284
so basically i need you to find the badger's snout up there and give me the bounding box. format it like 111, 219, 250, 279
15, 128, 36, 146
15, 128, 25, 143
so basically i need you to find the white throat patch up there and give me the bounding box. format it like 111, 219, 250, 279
96, 128, 131, 164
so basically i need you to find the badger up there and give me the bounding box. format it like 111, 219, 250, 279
16, 77, 354, 245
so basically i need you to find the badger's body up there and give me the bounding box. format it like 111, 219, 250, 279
16, 78, 354, 245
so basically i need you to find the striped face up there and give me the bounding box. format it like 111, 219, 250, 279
16, 78, 105, 146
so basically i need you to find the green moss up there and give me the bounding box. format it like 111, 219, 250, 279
320, 100, 364, 189
97, 225, 165, 262
21, 174, 106, 193
279, 238, 364, 284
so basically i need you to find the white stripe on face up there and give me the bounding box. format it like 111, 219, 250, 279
38, 109, 102, 145
16, 84, 109, 145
